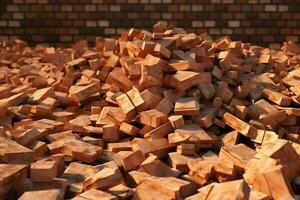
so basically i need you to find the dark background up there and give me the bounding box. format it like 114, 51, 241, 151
0, 0, 299, 48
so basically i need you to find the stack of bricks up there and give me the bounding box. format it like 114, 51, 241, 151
0, 23, 300, 199
1, 0, 299, 47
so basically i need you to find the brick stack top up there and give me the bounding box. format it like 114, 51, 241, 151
0, 23, 299, 199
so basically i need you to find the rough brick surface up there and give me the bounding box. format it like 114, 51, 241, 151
0, 0, 298, 47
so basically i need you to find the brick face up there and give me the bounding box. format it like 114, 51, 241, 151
0, 0, 298, 47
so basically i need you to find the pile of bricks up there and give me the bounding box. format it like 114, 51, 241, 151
0, 23, 299, 200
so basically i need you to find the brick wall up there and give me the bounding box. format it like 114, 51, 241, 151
1, 0, 299, 47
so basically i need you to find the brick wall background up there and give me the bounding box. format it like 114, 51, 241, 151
1, 0, 299, 48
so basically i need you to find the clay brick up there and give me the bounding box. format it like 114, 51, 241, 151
168, 152, 198, 173
263, 88, 292, 106
13, 128, 41, 146
119, 150, 145, 171
131, 138, 169, 157
0, 137, 33, 163
62, 139, 102, 163
31, 160, 57, 182
165, 71, 209, 91
103, 124, 119, 142
86, 161, 123, 190
108, 184, 133, 199
116, 93, 136, 119
19, 188, 65, 200
47, 130, 77, 142
206, 180, 250, 200
0, 164, 27, 199
252, 165, 295, 199
107, 142, 132, 153
213, 157, 237, 182
69, 83, 100, 103
168, 115, 185, 129
60, 162, 99, 193
139, 109, 168, 128
106, 68, 133, 91
0, 92, 28, 107
174, 97, 200, 116
119, 122, 140, 136
143, 121, 173, 139
195, 107, 217, 128
188, 158, 215, 185
72, 189, 117, 200
177, 143, 195, 155
216, 81, 233, 102
155, 97, 174, 115
168, 60, 197, 71
220, 144, 256, 170
126, 87, 146, 112
140, 176, 194, 199
140, 154, 180, 177
139, 54, 165, 88
28, 140, 48, 158
223, 112, 257, 138
153, 43, 171, 59
170, 124, 214, 148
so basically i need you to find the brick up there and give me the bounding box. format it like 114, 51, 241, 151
177, 143, 195, 155
223, 112, 257, 138
252, 165, 295, 199
98, 20, 109, 27
28, 141, 48, 158
0, 164, 27, 199
0, 137, 33, 163
13, 128, 41, 146
262, 88, 292, 106
278, 5, 289, 12
27, 87, 54, 104
9, 20, 20, 27
228, 20, 240, 27
204, 21, 216, 27
85, 5, 96, 12
119, 150, 145, 171
115, 93, 136, 120
86, 21, 97, 27
220, 144, 256, 170
188, 158, 215, 185
174, 97, 200, 116
168, 152, 198, 173
19, 189, 65, 200
31, 160, 57, 182
62, 139, 102, 163
140, 109, 168, 128
110, 5, 121, 12
140, 154, 180, 177
13, 13, 24, 19
7, 5, 19, 12
103, 124, 119, 142
206, 180, 250, 199
0, 21, 7, 27
265, 5, 277, 12
73, 189, 117, 200
192, 5, 203, 11
126, 87, 146, 112
119, 122, 139, 136
86, 161, 123, 190
168, 115, 185, 129
165, 71, 208, 91
69, 83, 100, 103
139, 54, 165, 88
108, 184, 133, 199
